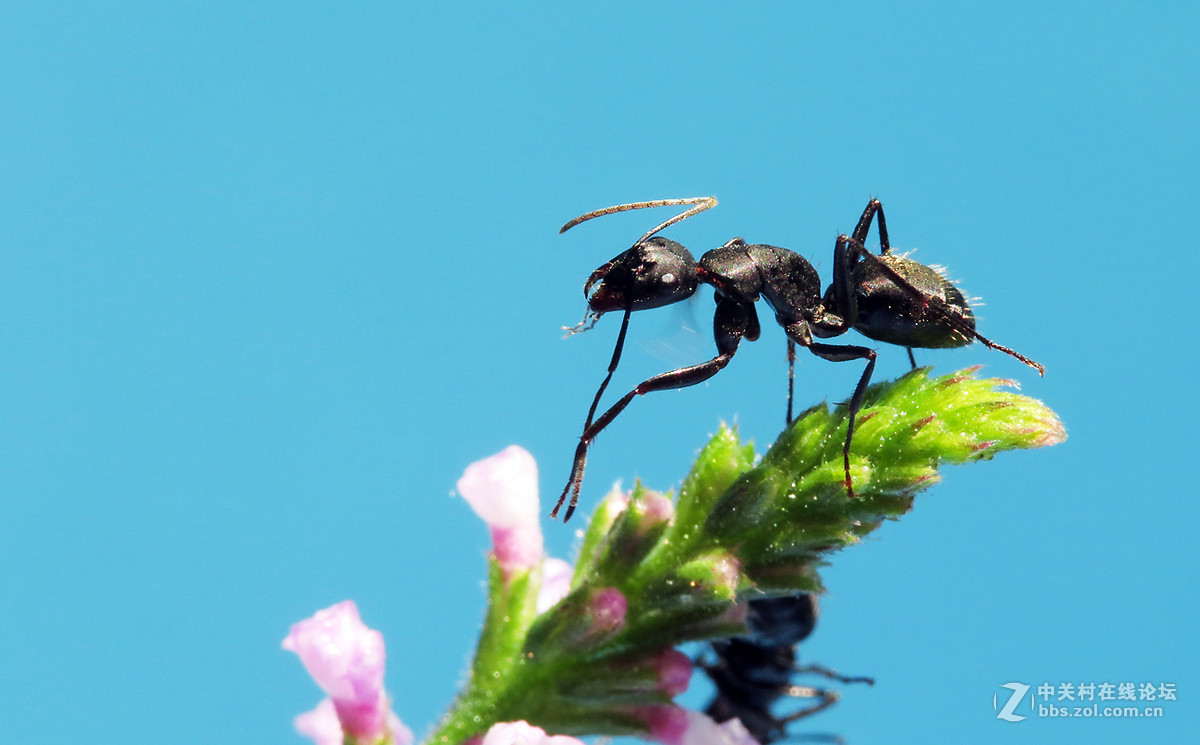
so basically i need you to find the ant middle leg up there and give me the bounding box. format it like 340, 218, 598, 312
805, 342, 877, 499
551, 297, 755, 521
786, 339, 796, 425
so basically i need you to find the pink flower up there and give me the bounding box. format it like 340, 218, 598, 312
640, 493, 675, 526
457, 445, 544, 576
283, 601, 393, 741
536, 557, 573, 614
480, 720, 584, 745
642, 709, 761, 745
588, 587, 627, 635
294, 699, 413, 745
677, 711, 760, 745
655, 649, 692, 697
638, 706, 691, 745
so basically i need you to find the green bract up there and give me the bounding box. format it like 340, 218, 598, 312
428, 367, 1064, 744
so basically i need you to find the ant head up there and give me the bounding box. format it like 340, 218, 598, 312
585, 238, 699, 314
561, 197, 715, 318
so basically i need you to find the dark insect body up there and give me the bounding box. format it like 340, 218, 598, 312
550, 197, 1043, 522
702, 595, 873, 743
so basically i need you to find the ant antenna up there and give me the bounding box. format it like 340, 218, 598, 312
559, 197, 718, 244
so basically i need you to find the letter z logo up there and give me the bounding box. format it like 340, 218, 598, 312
995, 682, 1031, 722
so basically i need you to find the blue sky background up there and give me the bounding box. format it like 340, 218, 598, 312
1, 3, 1195, 744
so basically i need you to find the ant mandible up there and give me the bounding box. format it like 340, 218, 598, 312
550, 197, 1043, 522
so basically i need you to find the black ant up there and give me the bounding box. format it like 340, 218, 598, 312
701, 594, 873, 744
550, 197, 1043, 521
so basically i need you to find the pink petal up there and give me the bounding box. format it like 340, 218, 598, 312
678, 711, 761, 745
333, 691, 390, 741
640, 706, 691, 745
536, 557, 574, 614
294, 699, 343, 745
283, 601, 389, 739
457, 446, 543, 572
293, 699, 415, 745
481, 721, 585, 745
655, 649, 693, 697
642, 493, 675, 525
588, 588, 627, 635
388, 710, 414, 745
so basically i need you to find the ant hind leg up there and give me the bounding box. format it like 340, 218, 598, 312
849, 199, 891, 253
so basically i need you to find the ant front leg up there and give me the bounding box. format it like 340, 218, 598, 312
806, 342, 877, 499
583, 307, 632, 430
550, 296, 755, 522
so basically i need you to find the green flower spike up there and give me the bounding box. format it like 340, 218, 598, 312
429, 367, 1064, 744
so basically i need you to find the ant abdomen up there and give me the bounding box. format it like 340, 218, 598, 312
847, 255, 976, 349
